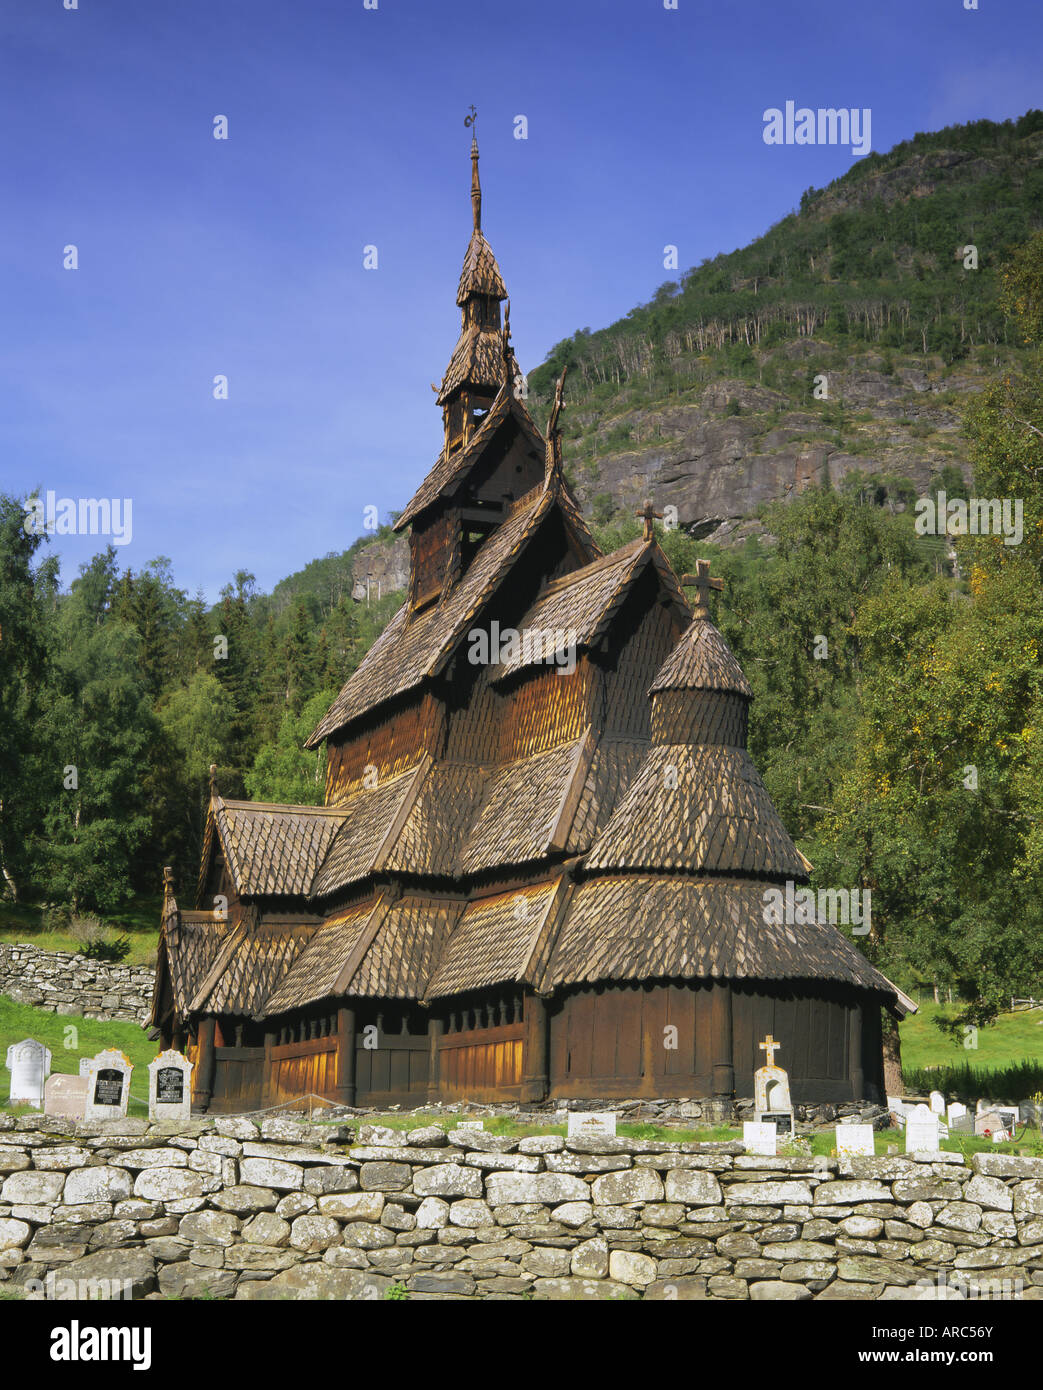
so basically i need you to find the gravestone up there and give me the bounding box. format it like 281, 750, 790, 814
148, 1050, 193, 1124
754, 1034, 794, 1137
83, 1049, 133, 1122
5, 1039, 51, 1110
44, 1073, 89, 1120
742, 1120, 777, 1157
836, 1123, 875, 1157
929, 1090, 946, 1116
975, 1108, 1015, 1141
566, 1111, 617, 1139
947, 1101, 972, 1135
905, 1103, 941, 1153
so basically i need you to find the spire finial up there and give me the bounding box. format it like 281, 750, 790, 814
465, 105, 481, 231
208, 762, 218, 796
545, 365, 568, 484
636, 497, 663, 544
163, 865, 174, 900
681, 558, 724, 619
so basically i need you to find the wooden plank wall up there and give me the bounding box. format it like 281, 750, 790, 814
325, 693, 443, 803
210, 1046, 266, 1113
268, 1037, 339, 1105
438, 1022, 524, 1101
354, 1031, 429, 1107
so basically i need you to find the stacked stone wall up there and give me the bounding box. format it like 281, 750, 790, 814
0, 943, 153, 1024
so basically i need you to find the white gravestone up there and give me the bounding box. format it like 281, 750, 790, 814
567, 1111, 617, 1139
5, 1039, 51, 1110
905, 1103, 941, 1153
83, 1049, 133, 1122
836, 1123, 875, 1157
45, 1073, 89, 1120
947, 1101, 972, 1135
754, 1035, 794, 1136
148, 1051, 193, 1124
743, 1120, 777, 1156
929, 1090, 946, 1116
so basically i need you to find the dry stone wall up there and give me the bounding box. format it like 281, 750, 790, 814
0, 944, 153, 1024
2, 1113, 1043, 1300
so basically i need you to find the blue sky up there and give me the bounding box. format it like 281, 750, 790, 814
2, 0, 1041, 601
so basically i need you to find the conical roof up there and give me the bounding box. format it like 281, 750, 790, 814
456, 228, 507, 305
649, 616, 752, 699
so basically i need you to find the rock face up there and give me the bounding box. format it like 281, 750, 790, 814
1, 1115, 1042, 1301
0, 944, 153, 1023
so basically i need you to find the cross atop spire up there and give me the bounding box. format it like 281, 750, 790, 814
465, 105, 481, 231
636, 498, 663, 543
681, 558, 724, 619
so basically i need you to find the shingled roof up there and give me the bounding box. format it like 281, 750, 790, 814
540, 875, 893, 994
308, 479, 598, 746
584, 744, 807, 878
456, 228, 507, 306
208, 798, 347, 898
649, 616, 752, 698
424, 876, 569, 998
393, 383, 545, 532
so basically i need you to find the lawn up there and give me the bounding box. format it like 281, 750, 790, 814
0, 898, 160, 966
0, 995, 156, 1117
900, 1001, 1043, 1100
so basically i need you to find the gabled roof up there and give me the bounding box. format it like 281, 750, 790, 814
201, 922, 315, 1015
456, 228, 507, 306
424, 875, 570, 998
584, 744, 807, 878
208, 798, 348, 898
460, 732, 593, 874
309, 759, 430, 899
492, 538, 690, 683
393, 382, 545, 532
650, 616, 752, 698
262, 894, 463, 1014
307, 480, 597, 746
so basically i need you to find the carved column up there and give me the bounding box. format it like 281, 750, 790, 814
336, 1006, 356, 1106
427, 1016, 444, 1103
710, 981, 735, 1118
520, 994, 549, 1102
194, 1017, 217, 1112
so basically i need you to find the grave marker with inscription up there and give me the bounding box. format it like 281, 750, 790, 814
44, 1073, 89, 1120
148, 1050, 193, 1124
905, 1103, 941, 1153
566, 1111, 617, 1138
835, 1123, 875, 1157
754, 1034, 794, 1137
742, 1120, 777, 1156
83, 1050, 133, 1122
5, 1039, 51, 1110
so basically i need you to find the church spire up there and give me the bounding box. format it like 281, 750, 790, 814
466, 104, 481, 232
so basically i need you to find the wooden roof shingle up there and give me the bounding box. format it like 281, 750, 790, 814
262, 901, 379, 1016
456, 229, 507, 306
424, 877, 568, 999
212, 799, 347, 898
309, 760, 430, 899
650, 617, 752, 698
308, 484, 576, 745
541, 875, 893, 993
584, 744, 807, 878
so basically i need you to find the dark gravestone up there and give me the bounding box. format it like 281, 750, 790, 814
93, 1068, 124, 1106
156, 1067, 184, 1104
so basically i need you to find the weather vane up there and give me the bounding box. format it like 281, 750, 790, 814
465, 104, 477, 131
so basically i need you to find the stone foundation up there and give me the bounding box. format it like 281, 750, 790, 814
1, 1113, 1042, 1300
0, 944, 153, 1024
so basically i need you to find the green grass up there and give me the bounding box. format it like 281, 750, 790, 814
0, 898, 159, 966
0, 995, 156, 1116
899, 1001, 1043, 1099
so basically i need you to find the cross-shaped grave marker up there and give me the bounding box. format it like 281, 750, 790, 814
681, 558, 724, 618
759, 1034, 781, 1067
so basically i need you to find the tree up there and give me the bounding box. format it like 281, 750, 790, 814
245, 690, 336, 805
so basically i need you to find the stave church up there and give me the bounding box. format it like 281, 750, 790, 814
150, 127, 904, 1113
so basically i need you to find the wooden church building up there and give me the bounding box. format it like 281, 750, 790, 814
151, 130, 900, 1113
